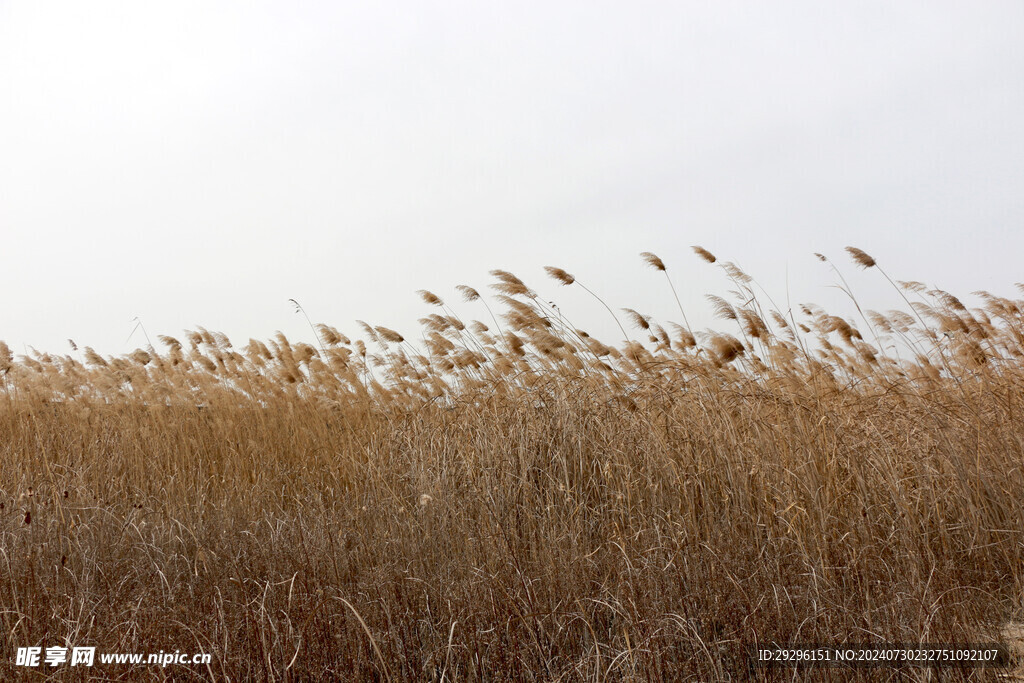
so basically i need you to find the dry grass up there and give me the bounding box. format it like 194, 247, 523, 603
2, 248, 1024, 680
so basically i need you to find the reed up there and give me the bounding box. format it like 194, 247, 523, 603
1, 248, 1022, 681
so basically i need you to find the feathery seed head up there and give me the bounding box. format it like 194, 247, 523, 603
544, 267, 575, 286
420, 314, 449, 332
671, 324, 697, 349
692, 246, 717, 263
622, 308, 651, 330
640, 252, 666, 271
846, 247, 877, 269
316, 324, 343, 346
357, 321, 379, 343
375, 326, 405, 344
490, 270, 533, 297
721, 262, 752, 284
159, 335, 182, 351
709, 334, 745, 363
130, 350, 152, 365
706, 295, 738, 321
84, 347, 108, 367
418, 290, 443, 306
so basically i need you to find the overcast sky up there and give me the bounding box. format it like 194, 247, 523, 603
2, 1, 1022, 356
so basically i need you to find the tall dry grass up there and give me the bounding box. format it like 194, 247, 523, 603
2, 247, 1024, 681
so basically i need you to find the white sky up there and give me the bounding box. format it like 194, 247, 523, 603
2, 1, 1022, 356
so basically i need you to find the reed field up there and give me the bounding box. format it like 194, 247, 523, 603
3, 246, 1024, 681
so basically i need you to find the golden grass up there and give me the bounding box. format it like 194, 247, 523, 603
2, 247, 1024, 680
